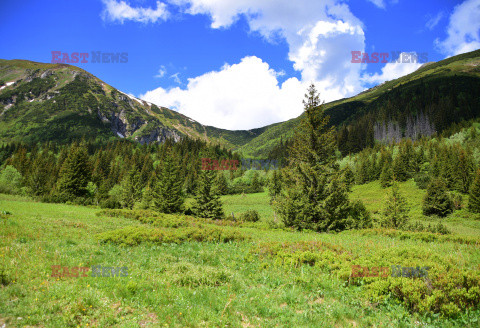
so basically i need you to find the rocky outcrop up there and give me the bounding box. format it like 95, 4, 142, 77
134, 127, 182, 144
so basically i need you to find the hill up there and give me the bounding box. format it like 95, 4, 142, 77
0, 59, 263, 148
238, 49, 480, 157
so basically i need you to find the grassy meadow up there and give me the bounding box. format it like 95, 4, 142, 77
1, 179, 480, 327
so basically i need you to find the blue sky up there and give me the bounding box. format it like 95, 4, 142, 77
0, 0, 479, 130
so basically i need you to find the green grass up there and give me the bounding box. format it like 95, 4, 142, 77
1, 179, 480, 327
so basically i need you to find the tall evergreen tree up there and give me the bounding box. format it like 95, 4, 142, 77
380, 163, 393, 188
274, 83, 369, 232
55, 143, 91, 200
382, 181, 409, 228
422, 178, 454, 217
120, 168, 142, 209
468, 170, 480, 213
214, 172, 229, 195
191, 169, 225, 219
152, 150, 185, 213
268, 169, 282, 201
251, 171, 262, 193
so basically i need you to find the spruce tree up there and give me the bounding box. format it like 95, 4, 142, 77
380, 163, 393, 188
392, 153, 407, 182
55, 143, 91, 201
468, 170, 480, 213
251, 171, 262, 192
191, 169, 225, 219
422, 178, 454, 217
214, 172, 229, 195
152, 150, 185, 214
268, 169, 282, 201
382, 181, 409, 228
120, 168, 142, 209
274, 83, 369, 232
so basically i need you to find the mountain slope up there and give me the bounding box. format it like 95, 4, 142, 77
0, 59, 263, 148
238, 49, 480, 157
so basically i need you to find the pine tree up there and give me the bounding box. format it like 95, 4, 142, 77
139, 180, 155, 210
55, 143, 91, 201
422, 178, 454, 217
392, 153, 407, 182
120, 168, 142, 209
382, 181, 409, 228
214, 172, 229, 195
152, 150, 185, 213
274, 83, 369, 232
341, 165, 355, 191
380, 163, 393, 188
251, 171, 262, 193
26, 152, 53, 197
468, 170, 480, 213
268, 169, 282, 201
191, 169, 225, 219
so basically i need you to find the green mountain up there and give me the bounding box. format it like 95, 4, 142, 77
0, 59, 264, 148
238, 49, 480, 157
1, 49, 480, 156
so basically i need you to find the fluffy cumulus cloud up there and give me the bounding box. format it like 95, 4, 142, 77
139, 0, 367, 128
361, 52, 424, 85
140, 56, 306, 130
101, 0, 169, 23
435, 0, 480, 56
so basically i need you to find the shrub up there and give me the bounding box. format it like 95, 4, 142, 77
413, 172, 431, 189
0, 165, 22, 194
402, 221, 451, 235
97, 225, 248, 246
239, 210, 260, 222
422, 179, 454, 217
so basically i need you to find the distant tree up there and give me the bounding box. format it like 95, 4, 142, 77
468, 170, 480, 213
191, 169, 225, 219
382, 181, 409, 228
0, 165, 23, 194
455, 147, 476, 194
268, 169, 282, 202
214, 172, 229, 195
422, 178, 454, 217
120, 168, 142, 209
341, 165, 355, 191
380, 163, 393, 188
55, 143, 91, 200
152, 150, 185, 213
251, 171, 262, 193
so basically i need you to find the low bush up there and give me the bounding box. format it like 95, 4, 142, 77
250, 241, 480, 317
402, 221, 451, 235
97, 225, 248, 246
239, 210, 260, 222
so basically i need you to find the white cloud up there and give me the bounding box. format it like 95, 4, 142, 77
155, 65, 167, 78
139, 0, 367, 129
435, 0, 480, 56
170, 72, 182, 84
361, 52, 423, 84
101, 0, 169, 23
140, 56, 306, 130
366, 0, 386, 9
426, 12, 444, 30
